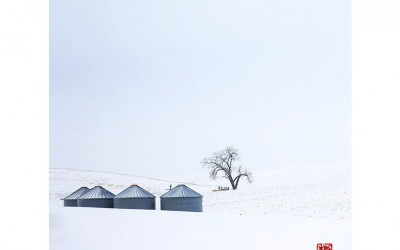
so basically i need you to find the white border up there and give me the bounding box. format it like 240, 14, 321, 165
353, 0, 400, 249
1, 0, 400, 249
0, 0, 49, 249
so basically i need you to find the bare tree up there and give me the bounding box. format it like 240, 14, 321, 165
201, 147, 253, 190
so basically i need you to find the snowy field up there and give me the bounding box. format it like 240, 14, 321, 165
50, 160, 351, 250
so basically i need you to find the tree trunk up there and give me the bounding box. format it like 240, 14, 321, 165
228, 176, 235, 190
230, 181, 235, 190
233, 175, 242, 190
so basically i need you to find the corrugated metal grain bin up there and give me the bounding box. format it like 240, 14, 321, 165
61, 187, 90, 207
160, 184, 203, 212
77, 186, 115, 208
113, 184, 156, 210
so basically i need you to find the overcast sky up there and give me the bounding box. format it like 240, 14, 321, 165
50, 0, 350, 177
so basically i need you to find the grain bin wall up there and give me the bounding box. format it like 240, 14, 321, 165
63, 200, 78, 207
161, 197, 202, 212
114, 198, 155, 209
77, 198, 114, 208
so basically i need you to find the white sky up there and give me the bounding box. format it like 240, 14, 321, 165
50, 0, 351, 177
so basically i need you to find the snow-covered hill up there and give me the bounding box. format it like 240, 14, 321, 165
50, 161, 351, 250
50, 160, 350, 219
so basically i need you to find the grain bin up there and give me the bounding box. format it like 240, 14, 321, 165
61, 187, 90, 207
114, 184, 156, 210
77, 186, 115, 208
160, 184, 203, 212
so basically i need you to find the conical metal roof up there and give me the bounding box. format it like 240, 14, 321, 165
61, 187, 90, 200
78, 186, 115, 199
114, 185, 155, 198
161, 184, 202, 198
